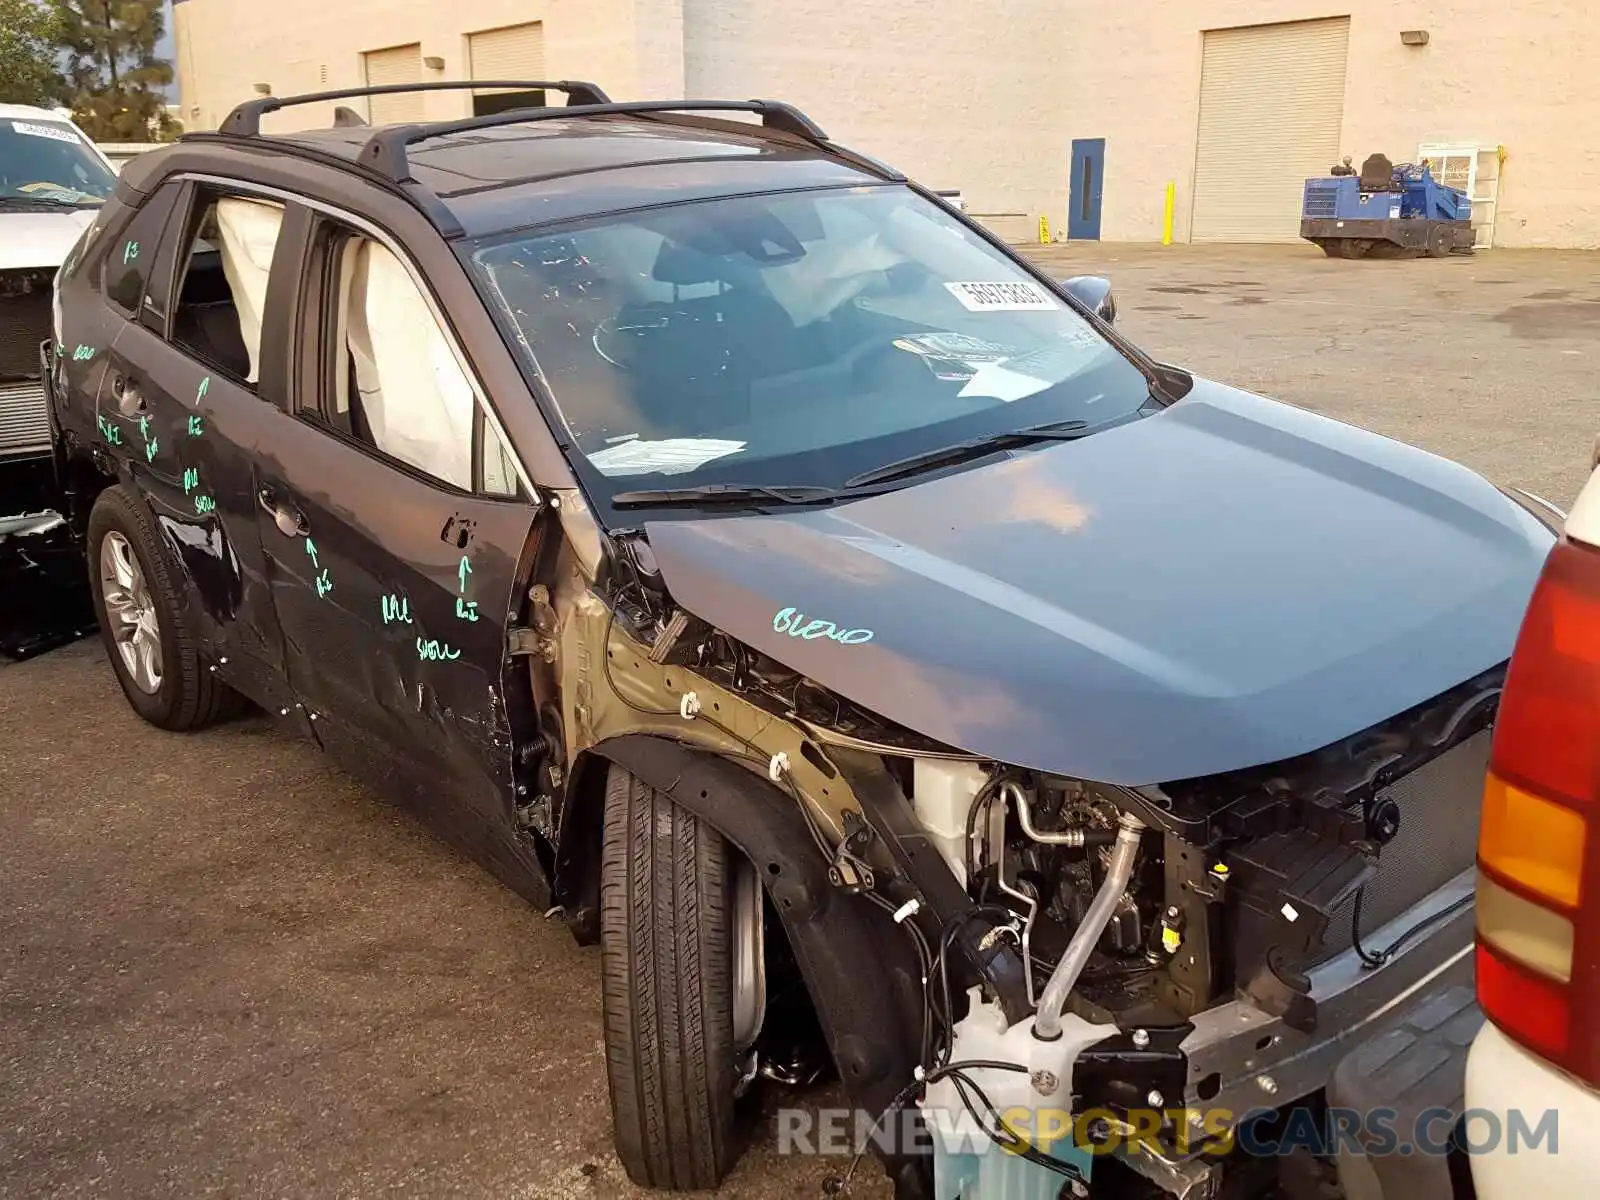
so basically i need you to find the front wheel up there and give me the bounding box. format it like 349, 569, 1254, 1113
598, 762, 749, 1189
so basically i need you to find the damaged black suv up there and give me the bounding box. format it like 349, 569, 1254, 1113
47, 81, 1558, 1199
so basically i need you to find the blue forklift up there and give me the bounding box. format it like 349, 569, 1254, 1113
1300, 152, 1476, 258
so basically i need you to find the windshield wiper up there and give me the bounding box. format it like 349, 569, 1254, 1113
610, 482, 855, 509
843, 418, 1091, 489
0, 194, 97, 209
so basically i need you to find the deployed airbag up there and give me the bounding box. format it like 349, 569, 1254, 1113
344, 240, 473, 489
213, 198, 282, 383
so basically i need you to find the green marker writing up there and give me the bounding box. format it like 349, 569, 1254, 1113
196, 376, 210, 403
416, 638, 462, 662
183, 467, 199, 494
457, 555, 472, 593
305, 537, 320, 569
187, 415, 203, 436
194, 495, 216, 515
144, 438, 158, 462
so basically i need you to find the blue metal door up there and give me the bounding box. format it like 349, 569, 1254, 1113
1068, 138, 1105, 240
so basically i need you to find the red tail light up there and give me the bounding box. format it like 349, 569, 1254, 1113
1477, 537, 1600, 1085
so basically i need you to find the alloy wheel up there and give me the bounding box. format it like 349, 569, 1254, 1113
99, 531, 163, 695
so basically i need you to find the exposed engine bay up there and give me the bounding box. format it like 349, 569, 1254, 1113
575, 531, 1502, 1197
674, 591, 1497, 1024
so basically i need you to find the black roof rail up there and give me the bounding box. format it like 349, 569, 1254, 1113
217, 80, 612, 137
358, 99, 831, 182
179, 130, 472, 237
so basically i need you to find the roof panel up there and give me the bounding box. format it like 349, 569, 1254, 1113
210, 112, 884, 237
411, 118, 770, 191
448, 153, 882, 239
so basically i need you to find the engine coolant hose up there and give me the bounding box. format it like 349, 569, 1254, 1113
1032, 811, 1147, 1041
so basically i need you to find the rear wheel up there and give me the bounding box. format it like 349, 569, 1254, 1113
1426, 225, 1452, 258
599, 763, 750, 1188
86, 486, 242, 730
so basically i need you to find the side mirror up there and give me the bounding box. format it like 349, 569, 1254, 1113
1061, 275, 1116, 324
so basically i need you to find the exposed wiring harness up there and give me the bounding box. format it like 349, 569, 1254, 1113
1352, 885, 1474, 969
931, 904, 1017, 1068
829, 1058, 1090, 1195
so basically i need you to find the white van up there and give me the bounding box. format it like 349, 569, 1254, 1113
1, 104, 117, 463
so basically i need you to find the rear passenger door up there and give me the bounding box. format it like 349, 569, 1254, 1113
94, 179, 303, 720
249, 207, 544, 873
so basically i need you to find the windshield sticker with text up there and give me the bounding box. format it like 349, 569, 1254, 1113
943, 280, 1060, 312
10, 120, 82, 144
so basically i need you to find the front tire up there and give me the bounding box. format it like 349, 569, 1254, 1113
86, 486, 241, 730
599, 763, 740, 1189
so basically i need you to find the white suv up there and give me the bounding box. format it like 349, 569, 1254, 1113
1, 104, 116, 463
1466, 442, 1600, 1196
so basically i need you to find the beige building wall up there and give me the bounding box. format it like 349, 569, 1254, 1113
1064, 2, 1599, 247
172, 0, 688, 134
172, 0, 1595, 247
171, 0, 1071, 239
681, 0, 1070, 239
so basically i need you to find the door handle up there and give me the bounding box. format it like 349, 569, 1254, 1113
258, 487, 309, 538
111, 373, 146, 415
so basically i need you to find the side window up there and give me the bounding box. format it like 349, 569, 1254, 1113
102, 183, 184, 316
480, 420, 520, 498
321, 231, 476, 491
169, 190, 285, 385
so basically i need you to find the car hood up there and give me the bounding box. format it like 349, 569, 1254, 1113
644, 381, 1556, 786
0, 209, 95, 271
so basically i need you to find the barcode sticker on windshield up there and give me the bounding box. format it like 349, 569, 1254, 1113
11, 120, 82, 144
944, 280, 1060, 312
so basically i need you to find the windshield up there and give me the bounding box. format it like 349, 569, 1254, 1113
0, 118, 116, 207
469, 185, 1149, 512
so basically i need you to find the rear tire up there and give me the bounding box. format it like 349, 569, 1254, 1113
1426, 226, 1452, 258
86, 486, 243, 730
599, 763, 740, 1189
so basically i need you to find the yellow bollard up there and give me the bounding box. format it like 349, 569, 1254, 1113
1039, 213, 1052, 244
1162, 181, 1175, 246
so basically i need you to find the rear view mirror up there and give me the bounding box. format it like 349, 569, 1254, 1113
1061, 275, 1116, 324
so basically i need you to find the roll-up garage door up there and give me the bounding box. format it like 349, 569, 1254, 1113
469, 23, 547, 114
363, 44, 424, 125
469, 23, 546, 81
1191, 17, 1350, 243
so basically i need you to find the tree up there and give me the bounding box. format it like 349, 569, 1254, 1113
51, 0, 177, 142
0, 0, 66, 107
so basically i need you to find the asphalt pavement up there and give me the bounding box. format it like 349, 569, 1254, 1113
2, 242, 1596, 1199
